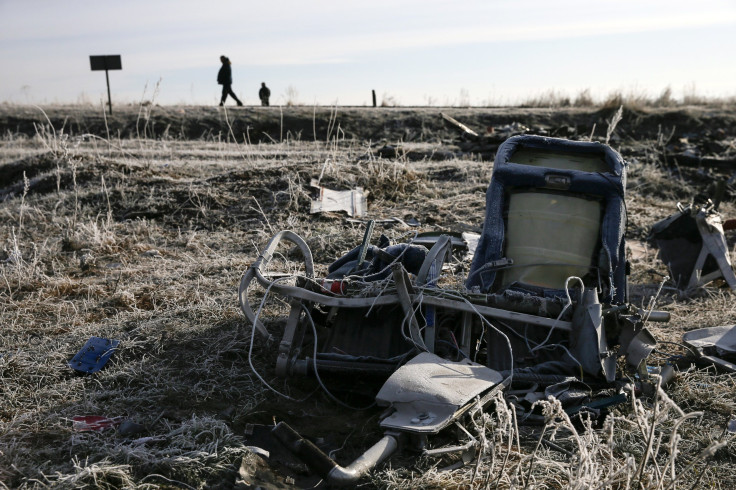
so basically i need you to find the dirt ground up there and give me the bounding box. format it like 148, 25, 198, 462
1, 103, 736, 489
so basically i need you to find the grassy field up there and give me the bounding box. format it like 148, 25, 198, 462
1, 104, 735, 488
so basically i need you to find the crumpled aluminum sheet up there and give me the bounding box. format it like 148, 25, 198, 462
377, 352, 504, 433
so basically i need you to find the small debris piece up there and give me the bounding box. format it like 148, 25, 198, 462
246, 446, 270, 459
412, 231, 468, 253
683, 325, 736, 358
72, 415, 125, 432
345, 216, 419, 227
683, 325, 736, 372
69, 337, 120, 373
440, 112, 479, 137
626, 328, 658, 369
354, 220, 375, 271
117, 419, 147, 437
141, 249, 161, 258
565, 393, 628, 415
310, 179, 366, 217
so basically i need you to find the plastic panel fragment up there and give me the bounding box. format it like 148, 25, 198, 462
69, 337, 120, 373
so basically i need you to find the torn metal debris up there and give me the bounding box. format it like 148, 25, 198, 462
239, 135, 678, 484
649, 200, 736, 291
376, 352, 506, 433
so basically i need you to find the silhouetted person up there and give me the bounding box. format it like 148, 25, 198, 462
217, 56, 243, 106
259, 82, 271, 106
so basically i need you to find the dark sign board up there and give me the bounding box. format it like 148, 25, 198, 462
89, 55, 122, 115
90, 55, 122, 71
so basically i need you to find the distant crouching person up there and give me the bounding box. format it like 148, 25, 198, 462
217, 56, 243, 106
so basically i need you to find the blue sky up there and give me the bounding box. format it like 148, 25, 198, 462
1, 0, 735, 106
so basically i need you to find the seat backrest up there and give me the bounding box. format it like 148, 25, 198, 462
467, 135, 628, 304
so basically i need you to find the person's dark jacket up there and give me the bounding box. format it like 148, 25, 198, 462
259, 86, 271, 99
217, 64, 232, 85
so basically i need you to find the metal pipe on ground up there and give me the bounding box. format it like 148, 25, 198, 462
272, 422, 398, 486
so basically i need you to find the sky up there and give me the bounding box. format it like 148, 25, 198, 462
1, 0, 735, 107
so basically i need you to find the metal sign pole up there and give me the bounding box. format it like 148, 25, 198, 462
105, 69, 112, 115
90, 55, 122, 116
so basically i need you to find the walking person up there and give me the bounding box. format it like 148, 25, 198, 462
217, 56, 243, 106
259, 82, 271, 106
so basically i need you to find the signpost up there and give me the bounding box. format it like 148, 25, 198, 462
89, 55, 122, 115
